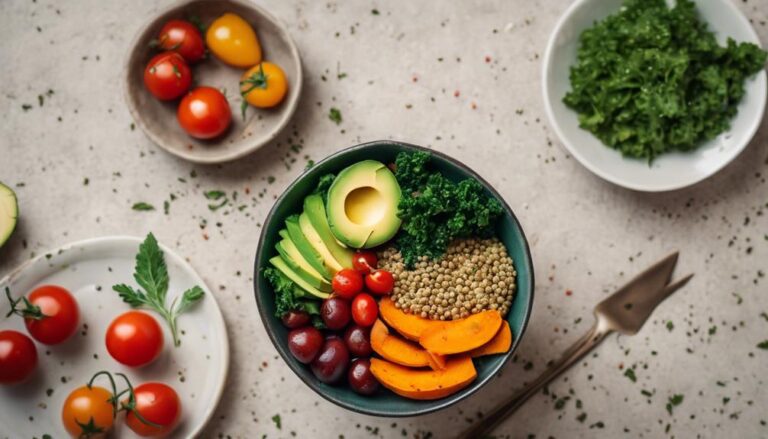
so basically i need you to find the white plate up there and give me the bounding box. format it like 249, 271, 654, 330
543, 0, 767, 192
0, 236, 229, 438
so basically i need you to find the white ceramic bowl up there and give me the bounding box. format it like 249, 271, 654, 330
543, 0, 766, 192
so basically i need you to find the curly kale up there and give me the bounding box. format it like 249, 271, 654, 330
563, 0, 767, 160
313, 173, 336, 204
394, 151, 503, 267
263, 267, 320, 322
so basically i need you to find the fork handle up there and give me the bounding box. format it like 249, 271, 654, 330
455, 322, 610, 439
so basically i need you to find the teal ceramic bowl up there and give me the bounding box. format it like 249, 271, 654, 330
254, 140, 534, 416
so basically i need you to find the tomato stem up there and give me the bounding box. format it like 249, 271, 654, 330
4, 287, 47, 320
87, 370, 119, 418
115, 372, 163, 429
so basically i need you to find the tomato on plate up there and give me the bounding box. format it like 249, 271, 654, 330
206, 12, 261, 68
177, 86, 232, 139
125, 382, 182, 437
332, 269, 363, 299
352, 251, 377, 273
0, 330, 37, 384
240, 62, 288, 112
351, 293, 378, 327
106, 311, 164, 367
143, 52, 192, 101
62, 385, 115, 438
365, 269, 394, 295
6, 284, 80, 345
155, 19, 205, 63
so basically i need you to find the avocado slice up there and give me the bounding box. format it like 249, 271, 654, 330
279, 229, 290, 240
303, 194, 354, 269
276, 238, 332, 292
327, 160, 402, 249
285, 215, 333, 280
298, 212, 344, 273
0, 183, 18, 248
269, 256, 330, 300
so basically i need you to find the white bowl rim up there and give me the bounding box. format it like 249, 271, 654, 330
542, 0, 767, 192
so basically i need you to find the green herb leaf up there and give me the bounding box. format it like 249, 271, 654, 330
132, 202, 155, 211
272, 414, 282, 429
328, 107, 342, 125
758, 340, 768, 350
204, 190, 226, 200
666, 394, 684, 415
624, 367, 637, 382
176, 286, 205, 314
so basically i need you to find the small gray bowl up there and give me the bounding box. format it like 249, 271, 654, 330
124, 0, 302, 164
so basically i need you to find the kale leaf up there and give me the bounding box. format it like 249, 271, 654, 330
563, 0, 767, 160
263, 267, 320, 318
394, 151, 503, 267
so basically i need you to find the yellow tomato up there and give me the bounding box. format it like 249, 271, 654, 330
61, 386, 115, 438
240, 62, 288, 109
206, 13, 261, 68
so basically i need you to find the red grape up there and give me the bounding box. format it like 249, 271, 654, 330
348, 358, 379, 395
311, 336, 349, 384
287, 327, 323, 364
343, 325, 372, 357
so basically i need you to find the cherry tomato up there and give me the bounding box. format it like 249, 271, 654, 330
332, 269, 364, 299
62, 385, 115, 438
14, 285, 80, 345
352, 251, 377, 274
240, 62, 288, 110
106, 311, 164, 367
206, 13, 261, 68
156, 19, 205, 63
143, 52, 192, 101
0, 330, 37, 384
177, 87, 232, 139
125, 382, 182, 437
351, 293, 378, 327
365, 270, 394, 295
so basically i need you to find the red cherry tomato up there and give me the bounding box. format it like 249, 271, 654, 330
177, 86, 232, 139
105, 311, 164, 367
156, 19, 205, 63
0, 330, 37, 384
365, 270, 394, 295
351, 293, 378, 327
352, 251, 378, 273
332, 269, 364, 299
143, 52, 192, 100
125, 382, 182, 437
15, 285, 79, 345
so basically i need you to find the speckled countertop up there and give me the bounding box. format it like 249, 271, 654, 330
1, 0, 767, 438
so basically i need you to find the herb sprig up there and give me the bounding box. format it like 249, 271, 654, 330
112, 233, 204, 346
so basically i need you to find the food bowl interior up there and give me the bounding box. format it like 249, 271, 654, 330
543, 0, 767, 191
254, 141, 534, 416
124, 0, 302, 164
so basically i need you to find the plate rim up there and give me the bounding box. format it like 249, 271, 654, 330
122, 0, 304, 164
253, 140, 536, 417
541, 0, 768, 192
0, 235, 230, 437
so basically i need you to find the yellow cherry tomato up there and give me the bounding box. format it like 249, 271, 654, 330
61, 385, 115, 438
206, 13, 262, 68
240, 62, 288, 111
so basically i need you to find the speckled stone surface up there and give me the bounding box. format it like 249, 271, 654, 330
1, 0, 767, 438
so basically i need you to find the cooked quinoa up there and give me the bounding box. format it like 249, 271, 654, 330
378, 237, 516, 321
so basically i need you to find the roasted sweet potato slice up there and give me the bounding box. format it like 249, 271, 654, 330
470, 320, 512, 357
379, 296, 442, 341
419, 310, 502, 355
370, 355, 477, 400
371, 319, 431, 368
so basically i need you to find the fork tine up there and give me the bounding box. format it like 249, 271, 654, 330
661, 273, 694, 300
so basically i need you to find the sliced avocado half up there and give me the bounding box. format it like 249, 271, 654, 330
269, 256, 330, 300
304, 194, 354, 269
285, 215, 333, 280
0, 183, 18, 248
276, 238, 332, 292
299, 212, 344, 273
327, 160, 402, 249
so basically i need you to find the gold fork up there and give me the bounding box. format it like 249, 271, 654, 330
457, 252, 693, 438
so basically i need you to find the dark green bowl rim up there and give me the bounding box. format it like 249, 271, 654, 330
253, 140, 535, 417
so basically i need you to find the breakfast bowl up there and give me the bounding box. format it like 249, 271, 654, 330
124, 0, 302, 164
253, 140, 534, 416
543, 0, 767, 192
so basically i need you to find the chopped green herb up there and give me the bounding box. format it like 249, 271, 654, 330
371, 9, 380, 15
666, 394, 684, 415
666, 320, 674, 332
758, 340, 768, 350
329, 107, 342, 125
563, 0, 768, 160
272, 414, 282, 429
204, 190, 226, 200
624, 368, 637, 382
132, 202, 155, 211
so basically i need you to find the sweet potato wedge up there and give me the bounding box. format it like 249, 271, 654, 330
370, 355, 477, 400
419, 310, 502, 355
470, 320, 512, 357
371, 319, 431, 368
379, 296, 442, 341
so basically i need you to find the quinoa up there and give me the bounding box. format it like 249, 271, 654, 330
378, 237, 516, 321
